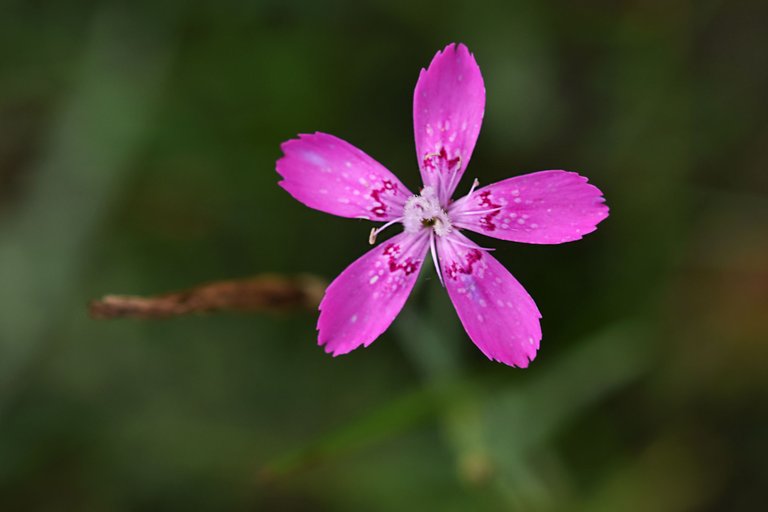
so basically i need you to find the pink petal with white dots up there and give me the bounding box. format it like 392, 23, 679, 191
413, 43, 485, 202
277, 132, 412, 221
318, 231, 429, 356
451, 170, 609, 244
437, 232, 541, 367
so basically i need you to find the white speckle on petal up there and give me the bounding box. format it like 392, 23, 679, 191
369, 275, 379, 285
350, 315, 358, 323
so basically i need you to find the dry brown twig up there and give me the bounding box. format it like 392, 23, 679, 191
89, 274, 327, 319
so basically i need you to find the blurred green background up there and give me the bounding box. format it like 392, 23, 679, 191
1, 0, 767, 510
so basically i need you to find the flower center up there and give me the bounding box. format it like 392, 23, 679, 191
402, 186, 453, 237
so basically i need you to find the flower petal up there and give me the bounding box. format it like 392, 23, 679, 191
451, 170, 609, 244
438, 232, 541, 367
277, 132, 413, 221
413, 43, 485, 202
318, 231, 429, 356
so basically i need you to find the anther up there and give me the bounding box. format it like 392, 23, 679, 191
368, 218, 402, 245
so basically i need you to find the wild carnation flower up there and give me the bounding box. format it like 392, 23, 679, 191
277, 43, 608, 367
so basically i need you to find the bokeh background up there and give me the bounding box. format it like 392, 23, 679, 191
1, 0, 767, 510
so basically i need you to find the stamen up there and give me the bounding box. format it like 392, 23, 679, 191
449, 236, 495, 252
467, 178, 480, 198
368, 218, 401, 245
429, 233, 445, 287
442, 155, 463, 200
455, 206, 503, 216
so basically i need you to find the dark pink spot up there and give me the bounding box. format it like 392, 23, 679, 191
369, 179, 398, 218
383, 243, 400, 257
446, 249, 483, 280
423, 147, 461, 176
382, 243, 417, 275
477, 190, 501, 231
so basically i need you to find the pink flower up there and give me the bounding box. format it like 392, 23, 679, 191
277, 43, 608, 367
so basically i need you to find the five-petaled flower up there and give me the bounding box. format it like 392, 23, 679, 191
277, 43, 608, 367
